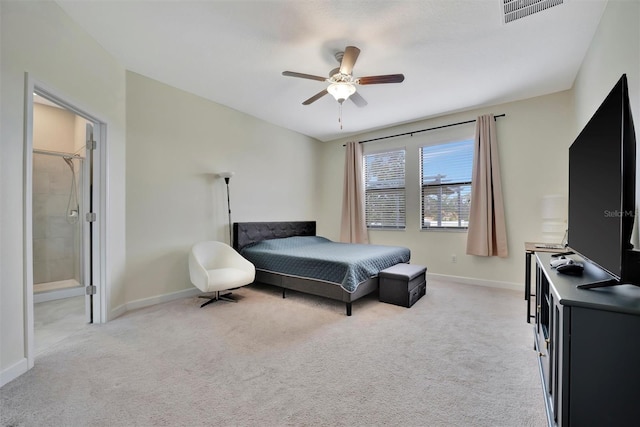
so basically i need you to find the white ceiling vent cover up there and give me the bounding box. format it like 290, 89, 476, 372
503, 0, 564, 24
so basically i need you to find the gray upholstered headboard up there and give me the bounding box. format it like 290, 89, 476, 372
233, 221, 316, 251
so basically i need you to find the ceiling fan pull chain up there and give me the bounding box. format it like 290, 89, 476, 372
339, 102, 343, 130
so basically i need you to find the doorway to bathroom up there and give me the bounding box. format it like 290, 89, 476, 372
28, 86, 104, 356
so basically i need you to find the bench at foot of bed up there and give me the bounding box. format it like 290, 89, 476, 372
379, 264, 427, 308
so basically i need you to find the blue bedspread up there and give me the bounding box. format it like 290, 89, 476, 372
240, 236, 410, 293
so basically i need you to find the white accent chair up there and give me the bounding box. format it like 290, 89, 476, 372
189, 241, 256, 308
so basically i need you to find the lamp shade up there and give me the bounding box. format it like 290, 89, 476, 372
327, 83, 356, 103
541, 194, 566, 219
541, 194, 567, 243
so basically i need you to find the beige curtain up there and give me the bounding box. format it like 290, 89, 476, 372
466, 114, 508, 257
340, 141, 369, 243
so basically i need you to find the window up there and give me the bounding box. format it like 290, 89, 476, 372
421, 140, 474, 229
364, 149, 405, 229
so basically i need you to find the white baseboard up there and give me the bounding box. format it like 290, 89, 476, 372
126, 287, 200, 311
110, 287, 201, 320
109, 303, 127, 321
427, 272, 521, 292
34, 286, 85, 303
1, 357, 28, 388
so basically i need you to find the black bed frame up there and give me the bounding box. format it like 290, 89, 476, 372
232, 221, 379, 316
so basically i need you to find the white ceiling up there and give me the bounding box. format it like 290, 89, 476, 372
55, 0, 608, 142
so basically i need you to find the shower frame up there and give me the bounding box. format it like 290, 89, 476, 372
32, 149, 86, 302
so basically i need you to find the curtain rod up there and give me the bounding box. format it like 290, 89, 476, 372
346, 113, 506, 146
33, 148, 84, 159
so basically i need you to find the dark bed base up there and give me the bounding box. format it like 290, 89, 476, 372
233, 221, 378, 316
255, 269, 378, 316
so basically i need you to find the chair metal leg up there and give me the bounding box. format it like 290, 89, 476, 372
217, 292, 238, 303
199, 296, 219, 308
198, 291, 238, 307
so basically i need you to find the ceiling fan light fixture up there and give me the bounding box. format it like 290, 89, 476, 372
327, 82, 356, 103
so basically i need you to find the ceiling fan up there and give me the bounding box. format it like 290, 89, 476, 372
282, 46, 405, 107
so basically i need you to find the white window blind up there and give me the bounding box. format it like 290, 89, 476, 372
364, 149, 406, 229
421, 140, 474, 229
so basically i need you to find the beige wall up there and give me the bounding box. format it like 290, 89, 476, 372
33, 104, 76, 153
124, 72, 320, 306
573, 0, 639, 131
73, 114, 90, 154
33, 103, 90, 154
1, 1, 126, 384
317, 91, 575, 288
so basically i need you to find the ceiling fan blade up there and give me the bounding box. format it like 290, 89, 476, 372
357, 74, 405, 85
339, 46, 360, 75
282, 71, 328, 82
350, 92, 368, 108
302, 89, 329, 105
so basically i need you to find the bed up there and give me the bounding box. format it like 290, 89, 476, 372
233, 221, 410, 315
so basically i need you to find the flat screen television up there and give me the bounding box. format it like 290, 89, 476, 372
568, 74, 640, 288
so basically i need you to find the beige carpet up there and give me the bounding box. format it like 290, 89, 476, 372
1, 279, 546, 426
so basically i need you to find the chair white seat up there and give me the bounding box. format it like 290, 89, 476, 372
203, 267, 254, 291
189, 241, 255, 307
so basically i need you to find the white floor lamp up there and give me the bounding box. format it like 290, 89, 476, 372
218, 172, 234, 246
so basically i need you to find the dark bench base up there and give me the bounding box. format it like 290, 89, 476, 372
379, 264, 427, 308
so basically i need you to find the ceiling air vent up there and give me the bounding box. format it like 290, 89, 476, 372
503, 0, 564, 24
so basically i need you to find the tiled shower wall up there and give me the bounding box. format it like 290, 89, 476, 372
32, 153, 82, 284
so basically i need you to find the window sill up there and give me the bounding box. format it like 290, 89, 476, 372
421, 227, 468, 233
367, 227, 406, 231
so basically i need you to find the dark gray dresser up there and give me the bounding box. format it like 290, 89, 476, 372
533, 252, 640, 426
